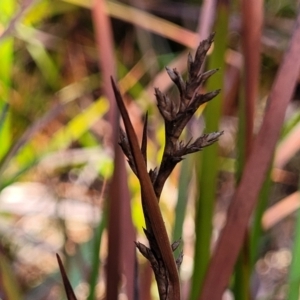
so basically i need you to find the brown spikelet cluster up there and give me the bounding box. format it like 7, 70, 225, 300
113, 33, 222, 300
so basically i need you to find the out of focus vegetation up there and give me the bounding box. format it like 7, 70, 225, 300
0, 0, 300, 299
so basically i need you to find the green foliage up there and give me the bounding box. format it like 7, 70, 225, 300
189, 3, 229, 299
0, 0, 300, 299
287, 198, 300, 300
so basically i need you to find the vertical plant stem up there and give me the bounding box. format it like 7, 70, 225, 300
240, 0, 263, 157
0, 0, 14, 160
172, 154, 193, 247
287, 178, 300, 300
189, 2, 229, 300
200, 10, 300, 299
92, 1, 135, 299
87, 204, 107, 300
234, 67, 250, 300
234, 1, 263, 297
233, 240, 251, 300
250, 167, 273, 265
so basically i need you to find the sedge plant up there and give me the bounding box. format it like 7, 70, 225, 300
112, 33, 222, 300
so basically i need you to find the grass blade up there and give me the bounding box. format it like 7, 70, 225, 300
250, 167, 273, 265
287, 183, 300, 300
92, 1, 136, 299
0, 252, 22, 299
172, 155, 193, 244
200, 10, 300, 299
263, 192, 300, 230
26, 42, 61, 90
56, 254, 78, 300
87, 189, 108, 300
63, 0, 198, 48
189, 2, 229, 299
0, 0, 14, 160
234, 1, 263, 297
240, 0, 263, 157
12, 96, 108, 167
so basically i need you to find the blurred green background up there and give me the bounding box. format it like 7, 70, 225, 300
0, 0, 300, 299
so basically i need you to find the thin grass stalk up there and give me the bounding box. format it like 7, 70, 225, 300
233, 240, 251, 300
172, 155, 193, 247
240, 0, 263, 157
0, 98, 108, 186
233, 61, 250, 300
87, 195, 108, 300
0, 250, 21, 299
250, 167, 273, 265
196, 0, 217, 40
0, 6, 23, 296
142, 0, 214, 99
189, 2, 229, 299
280, 112, 300, 140
139, 263, 152, 300
234, 0, 263, 295
92, 1, 136, 299
0, 0, 14, 161
26, 43, 60, 90
235, 102, 249, 298
0, 101, 64, 178
200, 10, 300, 299
287, 178, 300, 300
236, 2, 263, 292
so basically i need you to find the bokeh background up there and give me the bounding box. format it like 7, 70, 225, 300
0, 0, 300, 299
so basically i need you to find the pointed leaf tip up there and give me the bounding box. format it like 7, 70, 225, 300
56, 254, 77, 300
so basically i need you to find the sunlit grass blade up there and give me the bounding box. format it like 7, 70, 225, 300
189, 3, 229, 300
0, 252, 22, 299
0, 158, 38, 190
275, 122, 300, 169
62, 0, 198, 48
117, 58, 151, 102
0, 100, 66, 180
16, 21, 62, 90
49, 98, 108, 150
263, 192, 300, 231
280, 110, 300, 138
4, 97, 108, 182
0, 0, 15, 160
23, 0, 76, 25
26, 42, 61, 90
